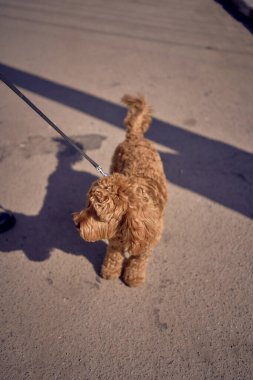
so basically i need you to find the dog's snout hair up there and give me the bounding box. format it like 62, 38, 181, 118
73, 207, 119, 242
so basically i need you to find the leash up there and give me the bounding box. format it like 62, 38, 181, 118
0, 73, 108, 177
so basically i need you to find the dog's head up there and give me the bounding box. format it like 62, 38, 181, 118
73, 173, 164, 254
73, 173, 129, 242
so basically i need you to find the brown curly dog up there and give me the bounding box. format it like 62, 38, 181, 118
73, 95, 168, 287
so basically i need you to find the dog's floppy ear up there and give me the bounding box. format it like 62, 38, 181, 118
121, 185, 161, 255
89, 186, 114, 222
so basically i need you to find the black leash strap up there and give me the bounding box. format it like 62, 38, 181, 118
0, 73, 108, 177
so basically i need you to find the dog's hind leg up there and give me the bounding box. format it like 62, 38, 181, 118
101, 241, 124, 280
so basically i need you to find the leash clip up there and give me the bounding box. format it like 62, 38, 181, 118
96, 166, 108, 177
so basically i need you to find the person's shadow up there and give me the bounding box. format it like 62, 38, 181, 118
0, 135, 107, 274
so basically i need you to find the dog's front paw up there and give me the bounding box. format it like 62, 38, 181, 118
101, 265, 122, 280
123, 270, 145, 287
123, 257, 147, 287
101, 258, 123, 280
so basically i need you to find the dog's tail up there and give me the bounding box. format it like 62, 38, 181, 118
121, 94, 152, 137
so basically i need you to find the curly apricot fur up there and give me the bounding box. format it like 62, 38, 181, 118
73, 95, 168, 287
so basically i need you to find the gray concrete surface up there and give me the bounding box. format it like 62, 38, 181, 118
0, 1, 253, 379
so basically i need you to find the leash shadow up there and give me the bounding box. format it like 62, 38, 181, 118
0, 137, 107, 274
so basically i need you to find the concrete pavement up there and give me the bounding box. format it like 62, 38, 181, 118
1, 1, 253, 379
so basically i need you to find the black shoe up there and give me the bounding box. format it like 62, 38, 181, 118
0, 207, 16, 233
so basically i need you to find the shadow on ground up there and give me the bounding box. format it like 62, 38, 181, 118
0, 63, 253, 265
1, 63, 252, 220
0, 136, 107, 273
215, 0, 253, 33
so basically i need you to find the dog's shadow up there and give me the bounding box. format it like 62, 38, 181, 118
0, 135, 107, 275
